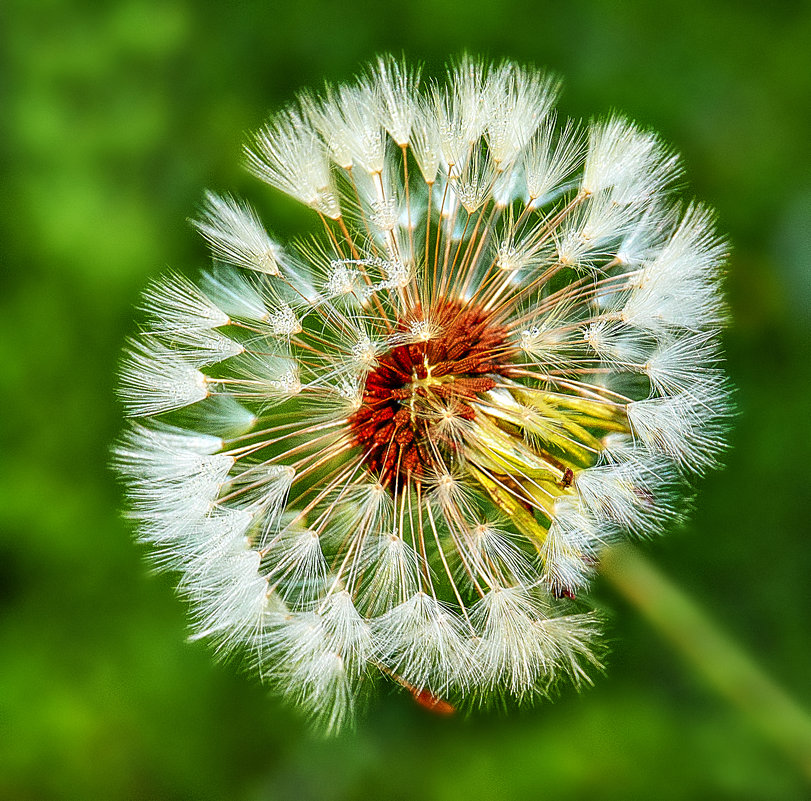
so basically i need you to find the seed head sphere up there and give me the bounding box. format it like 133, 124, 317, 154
115, 56, 730, 732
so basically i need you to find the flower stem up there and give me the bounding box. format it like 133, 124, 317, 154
599, 543, 811, 782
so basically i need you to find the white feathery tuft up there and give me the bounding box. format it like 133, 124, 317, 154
140, 271, 230, 332
246, 106, 341, 218
156, 327, 245, 366
118, 338, 209, 416
628, 388, 730, 474
373, 592, 473, 693
582, 116, 680, 205
575, 450, 681, 537
643, 331, 722, 397
372, 54, 420, 147
192, 192, 283, 275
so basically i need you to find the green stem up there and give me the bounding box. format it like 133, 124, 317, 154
600, 543, 811, 782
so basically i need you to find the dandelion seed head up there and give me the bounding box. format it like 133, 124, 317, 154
116, 56, 731, 732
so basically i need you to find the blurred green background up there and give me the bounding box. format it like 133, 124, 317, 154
3, 0, 810, 798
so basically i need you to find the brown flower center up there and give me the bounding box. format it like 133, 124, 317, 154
348, 299, 513, 485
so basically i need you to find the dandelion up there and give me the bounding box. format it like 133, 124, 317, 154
115, 55, 730, 732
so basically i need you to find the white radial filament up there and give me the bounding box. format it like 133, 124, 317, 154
116, 56, 731, 732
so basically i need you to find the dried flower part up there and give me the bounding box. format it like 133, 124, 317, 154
115, 56, 731, 733
347, 299, 511, 482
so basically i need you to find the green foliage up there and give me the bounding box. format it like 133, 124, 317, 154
2, 0, 810, 798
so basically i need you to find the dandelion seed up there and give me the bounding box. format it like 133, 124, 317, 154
116, 56, 731, 732
192, 192, 283, 275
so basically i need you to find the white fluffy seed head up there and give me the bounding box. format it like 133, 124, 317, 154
263, 526, 327, 606
370, 533, 422, 609
541, 497, 614, 596
185, 545, 269, 651
309, 84, 385, 176
436, 56, 489, 173
116, 55, 730, 733
267, 303, 302, 337
621, 203, 727, 332
199, 267, 269, 322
